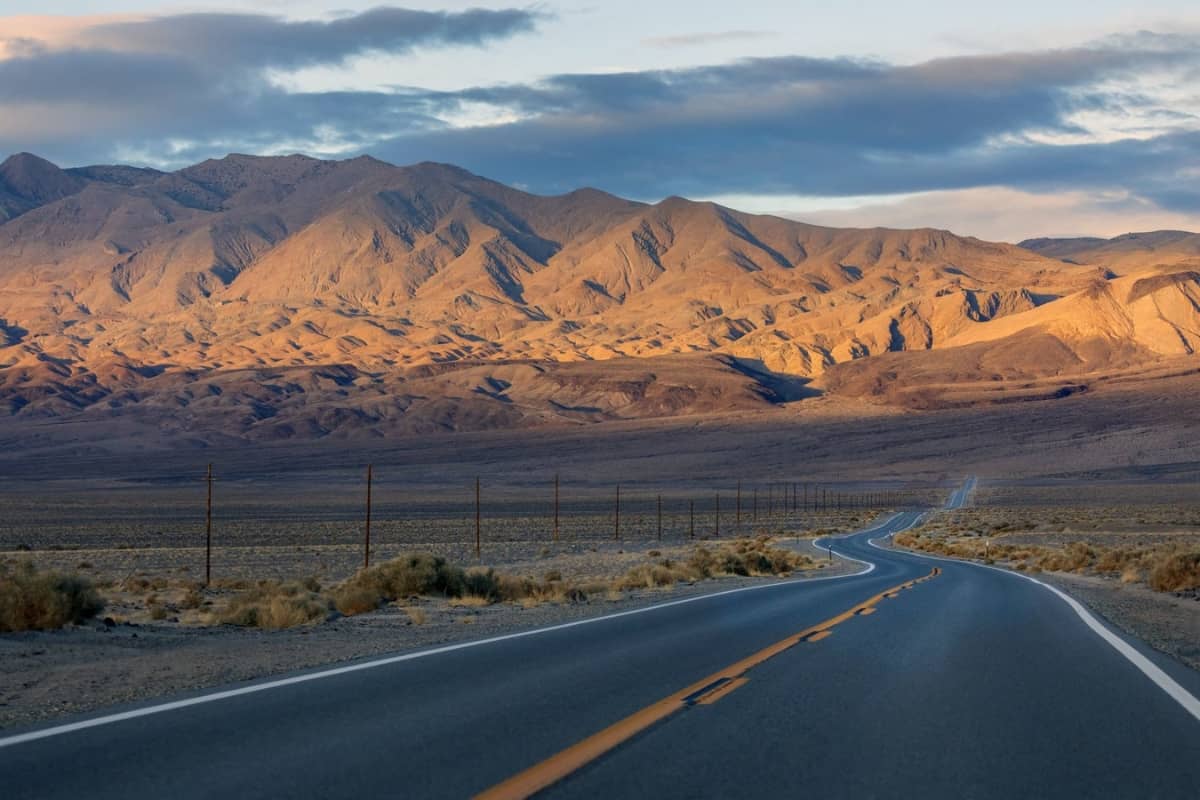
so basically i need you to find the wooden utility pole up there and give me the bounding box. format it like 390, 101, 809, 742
204, 463, 213, 587
753, 488, 758, 522
657, 494, 663, 541
736, 481, 742, 530
793, 482, 798, 513
475, 476, 481, 560
614, 483, 621, 541
364, 464, 373, 569
553, 473, 560, 543
689, 499, 695, 539
714, 493, 720, 537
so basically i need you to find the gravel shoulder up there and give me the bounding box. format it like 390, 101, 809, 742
1036, 571, 1200, 671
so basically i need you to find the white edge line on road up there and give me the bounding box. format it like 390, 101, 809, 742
0, 528, 897, 750
871, 513, 1200, 725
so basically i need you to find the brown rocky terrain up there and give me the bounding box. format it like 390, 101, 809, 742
0, 151, 1198, 448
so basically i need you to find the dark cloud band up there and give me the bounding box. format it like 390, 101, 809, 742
0, 15, 1197, 218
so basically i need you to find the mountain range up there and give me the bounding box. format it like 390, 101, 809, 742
1, 151, 1198, 443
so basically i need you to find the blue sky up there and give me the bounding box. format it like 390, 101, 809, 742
1, 1, 1198, 240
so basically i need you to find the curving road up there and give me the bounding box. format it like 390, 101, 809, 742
2, 481, 1198, 798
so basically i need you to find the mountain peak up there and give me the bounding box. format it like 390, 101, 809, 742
1, 152, 70, 189
0, 152, 86, 214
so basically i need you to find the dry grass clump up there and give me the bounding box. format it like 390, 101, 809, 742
694, 537, 814, 578
217, 579, 330, 629
1148, 551, 1200, 592
332, 553, 471, 615
612, 562, 696, 591
332, 553, 596, 616
0, 561, 104, 632
613, 537, 815, 591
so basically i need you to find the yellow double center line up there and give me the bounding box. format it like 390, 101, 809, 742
477, 567, 941, 799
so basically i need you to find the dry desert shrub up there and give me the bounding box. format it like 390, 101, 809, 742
333, 552, 467, 615
1036, 541, 1095, 573
218, 580, 330, 629
1148, 550, 1200, 592
614, 538, 814, 591
333, 553, 511, 614
612, 562, 695, 591
690, 537, 808, 578
180, 587, 205, 610
0, 561, 104, 632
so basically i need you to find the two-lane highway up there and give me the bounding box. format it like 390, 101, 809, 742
2, 482, 1198, 798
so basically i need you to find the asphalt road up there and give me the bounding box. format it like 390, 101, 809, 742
2, 481, 1198, 798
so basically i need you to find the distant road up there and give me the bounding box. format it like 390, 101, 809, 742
2, 480, 1198, 798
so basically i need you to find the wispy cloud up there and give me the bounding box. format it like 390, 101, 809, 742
796, 186, 1200, 242
69, 7, 543, 70
642, 30, 776, 49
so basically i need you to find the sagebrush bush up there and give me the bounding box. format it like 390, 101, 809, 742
1148, 550, 1200, 592
0, 562, 104, 632
334, 553, 513, 615
218, 580, 330, 629
689, 538, 811, 579
335, 553, 467, 611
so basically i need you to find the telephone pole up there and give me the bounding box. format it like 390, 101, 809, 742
363, 464, 373, 569
204, 463, 214, 587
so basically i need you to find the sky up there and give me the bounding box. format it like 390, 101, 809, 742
1, 2, 1199, 241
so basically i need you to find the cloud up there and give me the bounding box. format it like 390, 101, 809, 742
643, 30, 776, 49
0, 6, 541, 161
1, 14, 1199, 236
71, 7, 542, 70
794, 186, 1200, 242
363, 35, 1200, 209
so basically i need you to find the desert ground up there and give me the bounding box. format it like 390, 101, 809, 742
3, 423, 1198, 728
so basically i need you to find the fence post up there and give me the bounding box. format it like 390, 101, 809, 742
736, 480, 742, 530
475, 476, 481, 560
689, 499, 695, 539
614, 483, 621, 541
715, 493, 720, 538
657, 494, 663, 541
364, 464, 373, 569
204, 463, 213, 587
554, 473, 560, 543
